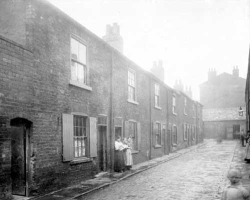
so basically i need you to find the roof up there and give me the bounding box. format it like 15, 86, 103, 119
200, 72, 246, 87
203, 107, 246, 121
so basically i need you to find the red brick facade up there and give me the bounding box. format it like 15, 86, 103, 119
0, 0, 203, 198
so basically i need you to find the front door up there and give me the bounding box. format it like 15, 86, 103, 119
11, 127, 29, 196
98, 126, 107, 171
233, 125, 240, 139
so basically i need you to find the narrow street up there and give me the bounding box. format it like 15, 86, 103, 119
77, 140, 237, 200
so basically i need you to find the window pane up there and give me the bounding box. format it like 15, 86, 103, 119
79, 43, 86, 64
77, 63, 84, 83
71, 61, 77, 81
71, 38, 78, 60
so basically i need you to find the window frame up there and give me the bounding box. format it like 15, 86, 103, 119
128, 120, 138, 151
73, 115, 88, 158
192, 125, 196, 141
183, 123, 188, 141
69, 35, 92, 91
192, 104, 195, 118
172, 125, 178, 145
154, 83, 160, 108
172, 94, 177, 115
155, 122, 161, 147
62, 113, 97, 164
127, 69, 138, 104
184, 97, 187, 115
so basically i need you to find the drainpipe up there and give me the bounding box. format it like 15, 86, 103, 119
166, 87, 169, 153
109, 51, 114, 172
149, 75, 152, 160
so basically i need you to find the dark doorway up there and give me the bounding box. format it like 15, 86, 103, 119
98, 126, 107, 171
10, 118, 31, 197
115, 126, 122, 139
233, 125, 240, 139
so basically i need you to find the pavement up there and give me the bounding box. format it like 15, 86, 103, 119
13, 139, 250, 200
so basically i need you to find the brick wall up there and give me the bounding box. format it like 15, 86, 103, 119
0, 0, 204, 197
0, 122, 12, 200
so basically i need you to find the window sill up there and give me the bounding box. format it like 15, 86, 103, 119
131, 150, 139, 154
70, 157, 92, 165
154, 144, 161, 149
69, 80, 92, 91
154, 106, 162, 110
127, 99, 139, 105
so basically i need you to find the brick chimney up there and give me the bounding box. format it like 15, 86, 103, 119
102, 23, 123, 53
208, 68, 217, 82
150, 60, 165, 82
232, 66, 239, 77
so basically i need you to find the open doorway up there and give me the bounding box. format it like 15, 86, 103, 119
98, 126, 107, 172
10, 117, 32, 197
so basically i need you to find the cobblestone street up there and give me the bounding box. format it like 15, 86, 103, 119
77, 140, 238, 200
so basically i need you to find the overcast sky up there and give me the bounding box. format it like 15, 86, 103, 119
48, 0, 249, 101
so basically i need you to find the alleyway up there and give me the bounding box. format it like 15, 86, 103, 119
77, 140, 239, 200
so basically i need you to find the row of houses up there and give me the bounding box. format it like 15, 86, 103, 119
0, 0, 203, 198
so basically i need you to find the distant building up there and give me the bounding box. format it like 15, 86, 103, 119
200, 67, 245, 109
200, 67, 246, 139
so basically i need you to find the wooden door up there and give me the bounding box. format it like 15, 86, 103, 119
98, 126, 107, 171
11, 127, 27, 196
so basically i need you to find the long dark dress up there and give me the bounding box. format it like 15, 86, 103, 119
114, 150, 125, 172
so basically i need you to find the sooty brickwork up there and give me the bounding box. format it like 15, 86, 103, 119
0, 0, 204, 197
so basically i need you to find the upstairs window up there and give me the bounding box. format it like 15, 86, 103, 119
71, 37, 87, 85
193, 104, 195, 118
184, 97, 187, 115
155, 83, 160, 108
172, 94, 177, 114
184, 123, 188, 140
128, 70, 136, 101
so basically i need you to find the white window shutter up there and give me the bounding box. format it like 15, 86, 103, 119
89, 117, 97, 157
62, 114, 73, 161
137, 122, 141, 151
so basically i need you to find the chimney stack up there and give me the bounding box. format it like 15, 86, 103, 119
232, 66, 239, 77
208, 68, 217, 82
103, 23, 123, 53
150, 60, 165, 82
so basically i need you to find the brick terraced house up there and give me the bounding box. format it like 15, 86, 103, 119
0, 0, 203, 199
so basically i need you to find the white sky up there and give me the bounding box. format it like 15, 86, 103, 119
48, 0, 249, 101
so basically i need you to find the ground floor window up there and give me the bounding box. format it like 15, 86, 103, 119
62, 114, 97, 161
73, 116, 87, 158
172, 125, 177, 145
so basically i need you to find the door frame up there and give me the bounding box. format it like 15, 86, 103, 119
10, 117, 31, 197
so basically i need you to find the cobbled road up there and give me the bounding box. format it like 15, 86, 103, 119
77, 141, 237, 200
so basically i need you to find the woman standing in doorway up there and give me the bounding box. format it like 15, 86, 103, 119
114, 136, 126, 172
